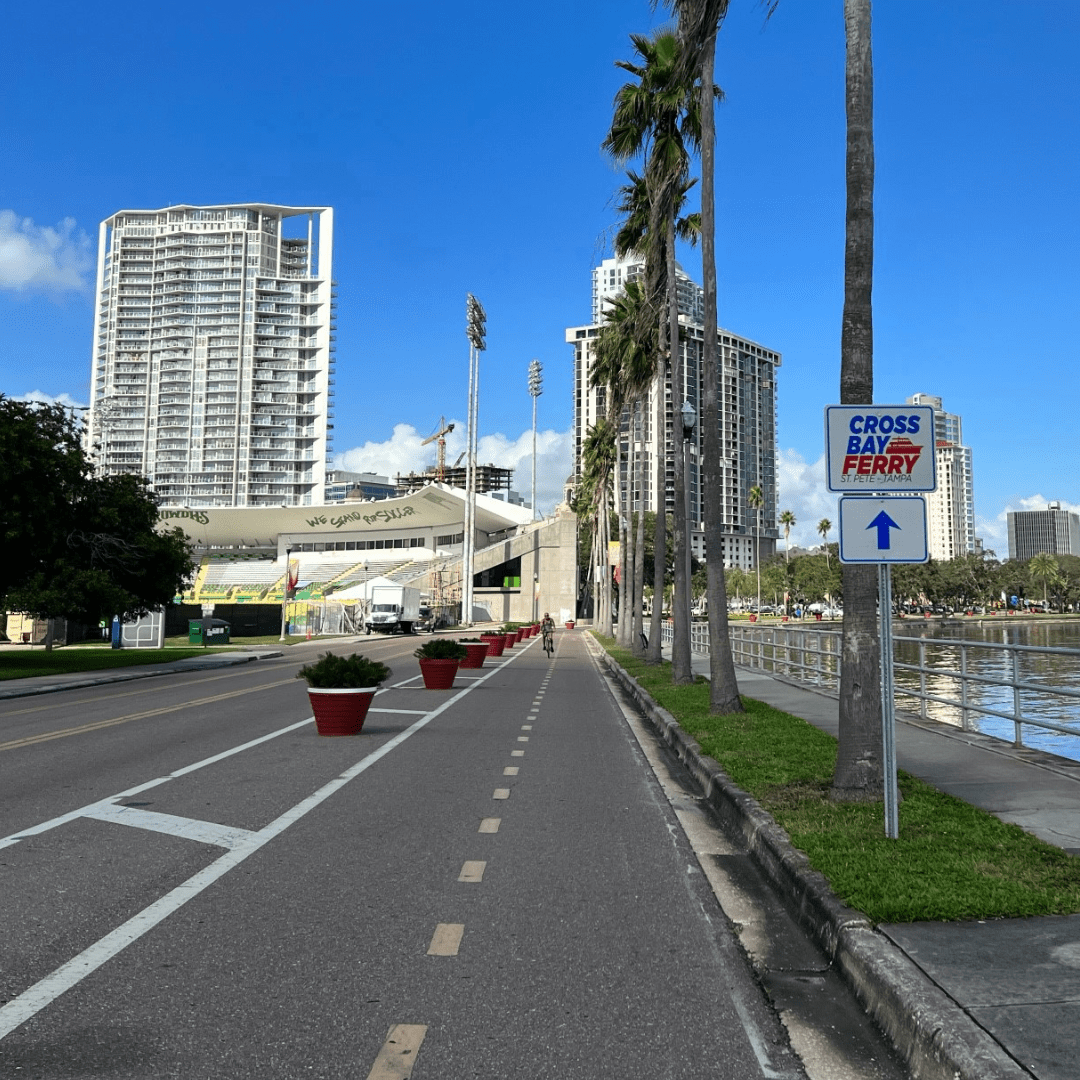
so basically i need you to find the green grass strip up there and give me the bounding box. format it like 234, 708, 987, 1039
0, 648, 225, 681
596, 634, 1080, 923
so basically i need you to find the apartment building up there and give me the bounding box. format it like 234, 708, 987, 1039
570, 254, 780, 569
87, 203, 335, 507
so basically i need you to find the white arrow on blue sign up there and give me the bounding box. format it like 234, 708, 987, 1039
838, 496, 929, 564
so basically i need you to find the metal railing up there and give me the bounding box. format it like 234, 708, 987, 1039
662, 620, 1080, 752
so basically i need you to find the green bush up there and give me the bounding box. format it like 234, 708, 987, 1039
414, 638, 468, 661
457, 637, 485, 643
296, 652, 391, 689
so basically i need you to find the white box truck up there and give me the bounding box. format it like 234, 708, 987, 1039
364, 582, 421, 635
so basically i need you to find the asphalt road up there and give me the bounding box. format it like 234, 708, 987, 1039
0, 631, 878, 1078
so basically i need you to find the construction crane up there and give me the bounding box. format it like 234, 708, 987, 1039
421, 417, 455, 482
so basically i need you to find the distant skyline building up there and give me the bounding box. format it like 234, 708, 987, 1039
324, 469, 395, 503
1008, 503, 1080, 561
570, 253, 780, 569
906, 392, 976, 561
87, 203, 335, 508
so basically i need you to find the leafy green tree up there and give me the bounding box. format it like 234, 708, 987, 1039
0, 398, 193, 646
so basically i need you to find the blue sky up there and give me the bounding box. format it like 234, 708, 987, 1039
1, 0, 1077, 551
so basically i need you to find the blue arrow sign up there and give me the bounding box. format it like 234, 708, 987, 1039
838, 496, 928, 564
867, 510, 901, 550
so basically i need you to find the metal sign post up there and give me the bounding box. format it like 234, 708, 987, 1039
830, 406, 934, 841
877, 563, 899, 839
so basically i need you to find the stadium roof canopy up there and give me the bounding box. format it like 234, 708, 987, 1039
156, 484, 533, 550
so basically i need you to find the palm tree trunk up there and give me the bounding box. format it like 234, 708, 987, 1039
668, 215, 692, 685
696, 22, 742, 713
616, 422, 630, 646
648, 370, 667, 663
632, 398, 647, 657
834, 0, 882, 801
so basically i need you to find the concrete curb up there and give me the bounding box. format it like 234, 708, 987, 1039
0, 650, 285, 700
597, 649, 1031, 1080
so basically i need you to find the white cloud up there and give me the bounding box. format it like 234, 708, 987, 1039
335, 423, 573, 515
777, 448, 838, 547
15, 389, 88, 410
0, 210, 93, 294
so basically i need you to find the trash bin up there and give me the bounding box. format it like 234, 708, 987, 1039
189, 618, 231, 645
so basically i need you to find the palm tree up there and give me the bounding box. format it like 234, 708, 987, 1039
579, 420, 617, 636
669, 0, 755, 713
593, 280, 656, 649
1029, 552, 1060, 610
779, 509, 796, 563
833, 0, 882, 803
611, 169, 698, 665
605, 28, 705, 686
817, 518, 832, 568
748, 485, 764, 614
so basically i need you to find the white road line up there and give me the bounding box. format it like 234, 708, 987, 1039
427, 924, 464, 956
81, 804, 257, 849
458, 860, 486, 882
510, 750, 524, 757
478, 818, 500, 833
503, 767, 519, 776
492, 788, 510, 800
368, 708, 428, 716
0, 716, 315, 850
0, 647, 528, 1040
365, 1024, 428, 1080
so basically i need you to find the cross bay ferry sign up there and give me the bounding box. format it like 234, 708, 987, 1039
824, 405, 936, 492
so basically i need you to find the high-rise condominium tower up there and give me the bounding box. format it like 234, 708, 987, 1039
570, 254, 780, 569
88, 204, 335, 507
905, 393, 976, 560
1007, 503, 1080, 561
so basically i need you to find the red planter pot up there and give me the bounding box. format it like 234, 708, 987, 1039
307, 687, 378, 737
480, 634, 505, 657
460, 642, 489, 669
418, 657, 460, 689
515, 627, 525, 643
525, 626, 535, 638
565, 620, 575, 629
502, 633, 516, 650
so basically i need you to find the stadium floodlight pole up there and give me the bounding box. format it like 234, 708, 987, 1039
528, 359, 543, 521
464, 293, 487, 626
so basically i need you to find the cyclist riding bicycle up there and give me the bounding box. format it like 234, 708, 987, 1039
540, 612, 556, 655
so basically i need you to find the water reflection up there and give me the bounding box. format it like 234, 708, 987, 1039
893, 620, 1080, 761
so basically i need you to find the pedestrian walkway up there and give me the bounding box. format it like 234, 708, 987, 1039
667, 643, 1080, 1080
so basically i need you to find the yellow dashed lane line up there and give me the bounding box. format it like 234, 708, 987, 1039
0, 678, 299, 753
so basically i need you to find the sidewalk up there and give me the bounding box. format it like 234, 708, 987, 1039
671, 644, 1080, 1080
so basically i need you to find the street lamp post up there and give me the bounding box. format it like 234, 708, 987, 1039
681, 400, 697, 627
279, 547, 294, 641
528, 359, 543, 522
463, 293, 487, 626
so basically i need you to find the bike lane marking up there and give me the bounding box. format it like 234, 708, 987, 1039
0, 643, 536, 1040
364, 1023, 428, 1080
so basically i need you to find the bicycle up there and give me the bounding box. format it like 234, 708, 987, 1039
542, 628, 554, 657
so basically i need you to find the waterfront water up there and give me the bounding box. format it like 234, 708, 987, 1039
892, 619, 1080, 761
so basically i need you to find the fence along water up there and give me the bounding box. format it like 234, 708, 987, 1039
663, 621, 1080, 763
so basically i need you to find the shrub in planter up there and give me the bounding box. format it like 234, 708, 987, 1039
456, 637, 491, 669
295, 652, 391, 736
414, 638, 467, 688
414, 639, 468, 661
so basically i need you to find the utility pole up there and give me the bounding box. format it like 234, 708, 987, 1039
463, 294, 487, 626
528, 359, 543, 521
